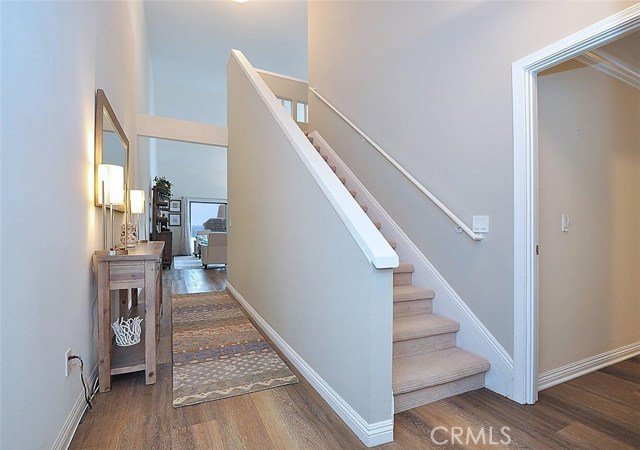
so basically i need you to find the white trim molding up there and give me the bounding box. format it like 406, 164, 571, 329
538, 342, 640, 391
575, 49, 640, 89
254, 68, 308, 85
512, 4, 640, 405
226, 283, 394, 447
310, 131, 514, 399
229, 50, 397, 270
52, 365, 98, 450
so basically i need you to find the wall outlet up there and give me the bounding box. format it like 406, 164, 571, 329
65, 348, 72, 377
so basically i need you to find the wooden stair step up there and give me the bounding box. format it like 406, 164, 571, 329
393, 347, 490, 395
393, 262, 415, 286
321, 154, 329, 161
349, 189, 356, 198
394, 372, 486, 413
393, 285, 433, 317
373, 221, 382, 229
393, 285, 434, 303
314, 144, 321, 152
393, 314, 459, 342
393, 262, 415, 274
361, 205, 368, 213
339, 177, 347, 185
387, 239, 397, 249
330, 165, 337, 173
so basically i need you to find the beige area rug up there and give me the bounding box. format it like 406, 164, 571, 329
172, 291, 298, 407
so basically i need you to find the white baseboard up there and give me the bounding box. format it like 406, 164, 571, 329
226, 282, 394, 447
311, 131, 514, 399
538, 342, 640, 391
52, 365, 98, 450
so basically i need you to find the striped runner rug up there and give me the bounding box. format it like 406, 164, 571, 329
172, 290, 298, 407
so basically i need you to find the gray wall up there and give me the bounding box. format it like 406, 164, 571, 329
538, 59, 640, 374
228, 54, 393, 426
0, 2, 151, 447
308, 1, 635, 355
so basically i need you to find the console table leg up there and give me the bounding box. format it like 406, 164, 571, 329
96, 258, 111, 393
144, 259, 157, 385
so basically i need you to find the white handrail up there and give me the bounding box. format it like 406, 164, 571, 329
309, 87, 484, 241
231, 50, 398, 268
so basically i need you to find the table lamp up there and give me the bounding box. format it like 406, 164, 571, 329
129, 189, 146, 243
98, 163, 124, 253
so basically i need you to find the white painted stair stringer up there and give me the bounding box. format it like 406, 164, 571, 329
310, 130, 514, 399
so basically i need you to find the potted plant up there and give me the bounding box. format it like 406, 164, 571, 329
153, 176, 172, 198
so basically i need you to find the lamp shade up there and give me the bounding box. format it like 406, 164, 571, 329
129, 189, 145, 214
98, 164, 125, 205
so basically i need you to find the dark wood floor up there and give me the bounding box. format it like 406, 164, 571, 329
71, 262, 640, 449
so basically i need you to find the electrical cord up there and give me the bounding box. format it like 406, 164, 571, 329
68, 355, 93, 410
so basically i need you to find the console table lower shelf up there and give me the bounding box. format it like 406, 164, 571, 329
93, 242, 164, 393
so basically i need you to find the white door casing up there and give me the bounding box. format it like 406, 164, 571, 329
512, 4, 640, 405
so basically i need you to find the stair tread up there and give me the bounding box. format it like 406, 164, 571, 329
393, 347, 490, 395
393, 314, 459, 342
393, 262, 415, 274
387, 239, 397, 249
393, 285, 434, 302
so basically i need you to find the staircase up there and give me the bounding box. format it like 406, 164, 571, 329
307, 132, 490, 413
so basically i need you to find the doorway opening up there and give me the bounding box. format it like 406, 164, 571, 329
512, 5, 640, 404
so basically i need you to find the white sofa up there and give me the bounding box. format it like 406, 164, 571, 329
200, 232, 227, 268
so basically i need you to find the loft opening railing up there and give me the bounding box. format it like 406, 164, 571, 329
309, 87, 484, 241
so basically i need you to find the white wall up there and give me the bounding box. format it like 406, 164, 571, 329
228, 52, 394, 443
537, 60, 640, 374
145, 0, 308, 127
308, 1, 636, 356
0, 1, 151, 448
152, 68, 228, 257
154, 140, 227, 255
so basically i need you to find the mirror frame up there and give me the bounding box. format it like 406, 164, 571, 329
95, 89, 129, 212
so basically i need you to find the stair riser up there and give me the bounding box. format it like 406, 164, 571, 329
393, 333, 456, 358
394, 372, 485, 413
393, 299, 432, 317
393, 272, 413, 286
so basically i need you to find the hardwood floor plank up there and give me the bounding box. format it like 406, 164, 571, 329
566, 370, 640, 409
213, 394, 276, 450
600, 359, 640, 384
557, 422, 636, 450
172, 420, 226, 450
539, 384, 640, 447
249, 390, 302, 449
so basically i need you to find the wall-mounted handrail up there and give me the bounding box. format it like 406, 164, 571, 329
309, 87, 484, 241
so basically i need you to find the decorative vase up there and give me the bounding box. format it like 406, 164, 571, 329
111, 316, 143, 346
121, 223, 138, 248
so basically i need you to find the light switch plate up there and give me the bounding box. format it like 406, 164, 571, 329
473, 215, 490, 233
561, 214, 569, 232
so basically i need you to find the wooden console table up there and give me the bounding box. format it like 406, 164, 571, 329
93, 242, 164, 393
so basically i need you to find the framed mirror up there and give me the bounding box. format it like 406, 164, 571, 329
95, 89, 129, 212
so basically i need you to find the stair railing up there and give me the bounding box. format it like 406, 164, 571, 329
309, 87, 484, 241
